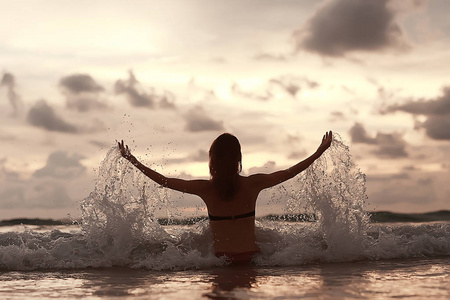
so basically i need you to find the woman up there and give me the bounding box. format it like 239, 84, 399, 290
119, 131, 332, 263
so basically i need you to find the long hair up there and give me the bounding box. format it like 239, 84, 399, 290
209, 133, 242, 200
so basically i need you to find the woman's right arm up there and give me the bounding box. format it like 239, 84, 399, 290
118, 140, 208, 195
249, 131, 332, 191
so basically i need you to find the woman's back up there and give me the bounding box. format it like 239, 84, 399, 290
201, 175, 260, 253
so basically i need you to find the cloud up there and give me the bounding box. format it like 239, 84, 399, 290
270, 75, 319, 97
384, 87, 450, 140
59, 74, 104, 94
294, 0, 408, 57
349, 123, 377, 144
165, 149, 209, 165
329, 111, 346, 122
385, 87, 450, 115
372, 133, 408, 158
288, 151, 307, 160
1, 72, 21, 117
421, 116, 450, 140
0, 181, 73, 209
232, 75, 318, 101
89, 140, 111, 149
27, 100, 78, 133
231, 83, 273, 101
115, 70, 176, 109
66, 94, 109, 112
59, 74, 108, 112
158, 92, 176, 109
349, 123, 408, 158
367, 173, 437, 206
184, 106, 224, 132
34, 151, 86, 179
190, 149, 209, 162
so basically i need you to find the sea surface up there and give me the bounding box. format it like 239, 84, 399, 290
0, 222, 449, 299
1, 135, 449, 299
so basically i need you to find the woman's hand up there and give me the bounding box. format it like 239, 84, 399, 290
316, 131, 332, 155
118, 140, 138, 165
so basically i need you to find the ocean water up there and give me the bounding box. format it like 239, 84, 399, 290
1, 135, 449, 299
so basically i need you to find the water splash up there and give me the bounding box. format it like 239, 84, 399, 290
295, 133, 370, 260
254, 133, 372, 265
1, 136, 448, 270
79, 147, 220, 269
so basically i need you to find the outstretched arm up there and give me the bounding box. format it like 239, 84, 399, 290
250, 131, 332, 190
118, 140, 207, 195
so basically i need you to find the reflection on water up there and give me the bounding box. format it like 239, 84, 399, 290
204, 266, 257, 299
0, 258, 448, 299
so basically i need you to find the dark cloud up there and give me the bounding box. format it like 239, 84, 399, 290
270, 76, 319, 98
115, 70, 176, 109
385, 87, 450, 115
269, 76, 312, 97
384, 87, 450, 140
27, 100, 78, 133
329, 111, 346, 122
58, 74, 108, 112
349, 123, 408, 158
59, 74, 107, 112
184, 106, 224, 132
294, 0, 407, 57
372, 133, 408, 158
59, 74, 104, 94
422, 116, 450, 140
158, 92, 176, 109
34, 151, 86, 179
349, 123, 377, 144
1, 72, 21, 116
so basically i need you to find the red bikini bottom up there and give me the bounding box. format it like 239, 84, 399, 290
215, 251, 259, 263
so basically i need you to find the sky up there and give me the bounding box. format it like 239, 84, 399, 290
1, 0, 449, 220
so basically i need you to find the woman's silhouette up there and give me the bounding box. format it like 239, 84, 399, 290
119, 131, 332, 263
